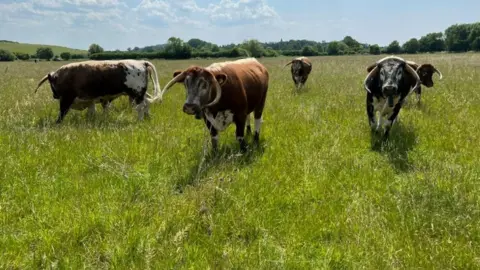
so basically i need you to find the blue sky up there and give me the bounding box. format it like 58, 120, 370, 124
1, 0, 479, 51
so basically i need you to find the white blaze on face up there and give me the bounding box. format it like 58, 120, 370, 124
123, 60, 148, 95
204, 109, 234, 131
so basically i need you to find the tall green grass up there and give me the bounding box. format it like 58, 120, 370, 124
0, 54, 479, 269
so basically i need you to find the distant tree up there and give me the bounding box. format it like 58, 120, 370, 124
88, 43, 104, 56
0, 49, 15, 61
337, 41, 350, 54
419, 32, 445, 52
301, 45, 317, 56
468, 23, 480, 50
60, 52, 71, 60
13, 52, 30, 60
187, 38, 210, 49
133, 46, 140, 51
343, 36, 361, 52
164, 37, 192, 59
402, 38, 420, 54
445, 24, 470, 52
386, 40, 401, 54
241, 39, 265, 58
369, 44, 381, 55
127, 47, 132, 51
327, 41, 339, 55
211, 44, 220, 52
471, 37, 480, 51
36, 47, 54, 60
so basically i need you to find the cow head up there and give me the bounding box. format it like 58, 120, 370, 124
34, 72, 60, 99
416, 64, 443, 88
161, 67, 226, 119
364, 56, 421, 107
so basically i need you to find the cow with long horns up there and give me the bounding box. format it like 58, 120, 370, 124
284, 56, 312, 89
368, 60, 443, 103
406, 60, 443, 103
161, 58, 269, 152
34, 59, 162, 123
363, 56, 422, 139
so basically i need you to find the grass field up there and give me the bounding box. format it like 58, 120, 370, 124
0, 41, 86, 56
0, 53, 479, 269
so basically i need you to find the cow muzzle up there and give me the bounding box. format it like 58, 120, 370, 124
183, 103, 202, 119
382, 86, 397, 107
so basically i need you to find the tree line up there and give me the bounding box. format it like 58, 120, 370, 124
1, 21, 480, 62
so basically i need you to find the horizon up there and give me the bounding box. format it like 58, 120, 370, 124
1, 0, 479, 51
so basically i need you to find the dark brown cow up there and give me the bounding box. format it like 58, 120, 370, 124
406, 60, 443, 102
161, 58, 269, 152
34, 59, 162, 123
284, 56, 312, 89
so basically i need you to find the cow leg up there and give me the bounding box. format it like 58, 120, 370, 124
366, 93, 377, 131
56, 95, 75, 124
253, 103, 267, 143
383, 101, 403, 140
234, 114, 247, 152
415, 85, 422, 103
101, 99, 112, 113
246, 114, 252, 135
204, 118, 219, 151
87, 102, 96, 117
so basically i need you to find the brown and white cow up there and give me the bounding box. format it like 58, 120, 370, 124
34, 59, 162, 123
284, 56, 312, 89
161, 58, 269, 152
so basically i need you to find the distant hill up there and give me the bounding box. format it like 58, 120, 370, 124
0, 40, 87, 56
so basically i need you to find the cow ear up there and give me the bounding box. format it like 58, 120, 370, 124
215, 73, 227, 86
173, 70, 186, 82
366, 63, 376, 73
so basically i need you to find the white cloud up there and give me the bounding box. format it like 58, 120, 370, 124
0, 0, 289, 50
32, 0, 121, 7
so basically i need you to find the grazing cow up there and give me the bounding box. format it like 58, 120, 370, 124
284, 56, 312, 89
161, 58, 269, 151
34, 59, 162, 123
363, 56, 421, 139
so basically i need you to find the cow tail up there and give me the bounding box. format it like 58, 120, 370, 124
145, 61, 161, 102
34, 74, 49, 93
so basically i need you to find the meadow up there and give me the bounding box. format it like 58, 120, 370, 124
0, 41, 86, 56
0, 53, 479, 269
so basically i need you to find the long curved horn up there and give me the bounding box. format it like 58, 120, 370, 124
433, 67, 443, 80
204, 79, 222, 108
34, 74, 49, 93
160, 71, 187, 97
283, 61, 293, 69
404, 62, 422, 94
363, 65, 378, 93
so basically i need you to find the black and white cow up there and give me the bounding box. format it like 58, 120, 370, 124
363, 56, 421, 139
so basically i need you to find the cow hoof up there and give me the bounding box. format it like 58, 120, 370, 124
254, 132, 260, 142
246, 126, 252, 135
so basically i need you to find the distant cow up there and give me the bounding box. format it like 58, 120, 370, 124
406, 60, 443, 103
284, 56, 312, 89
161, 58, 269, 151
363, 55, 421, 139
34, 59, 162, 123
